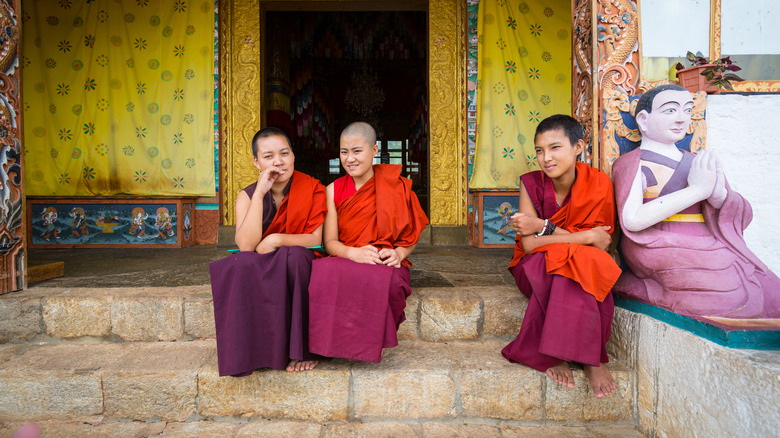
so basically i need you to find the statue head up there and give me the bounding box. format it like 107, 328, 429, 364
635, 84, 693, 145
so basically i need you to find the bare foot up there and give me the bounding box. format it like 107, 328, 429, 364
546, 362, 575, 389
286, 359, 319, 372
583, 363, 616, 398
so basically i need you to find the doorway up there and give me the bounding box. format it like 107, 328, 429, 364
264, 10, 429, 213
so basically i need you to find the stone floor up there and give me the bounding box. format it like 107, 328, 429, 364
28, 241, 516, 289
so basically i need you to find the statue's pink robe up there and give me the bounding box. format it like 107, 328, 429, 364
612, 148, 780, 318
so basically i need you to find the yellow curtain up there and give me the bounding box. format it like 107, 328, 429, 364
23, 0, 215, 196
470, 0, 571, 189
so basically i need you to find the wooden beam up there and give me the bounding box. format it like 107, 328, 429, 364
26, 262, 65, 285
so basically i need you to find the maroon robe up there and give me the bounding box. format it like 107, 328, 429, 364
209, 172, 326, 376
502, 166, 617, 371
308, 165, 428, 363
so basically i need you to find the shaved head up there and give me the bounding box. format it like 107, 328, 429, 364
340, 122, 377, 146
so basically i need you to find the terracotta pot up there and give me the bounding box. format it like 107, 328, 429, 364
676, 64, 720, 94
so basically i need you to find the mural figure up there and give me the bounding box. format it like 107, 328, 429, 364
68, 207, 89, 238
497, 201, 513, 235
95, 210, 120, 233
155, 207, 174, 240
128, 207, 148, 238
182, 210, 192, 241
40, 206, 59, 241
612, 84, 780, 318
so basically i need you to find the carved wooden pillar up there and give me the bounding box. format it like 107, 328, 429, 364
219, 0, 262, 226
428, 0, 467, 226
0, 0, 24, 293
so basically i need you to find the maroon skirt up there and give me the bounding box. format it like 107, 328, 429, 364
209, 246, 321, 377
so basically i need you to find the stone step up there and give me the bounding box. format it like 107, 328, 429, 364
0, 285, 527, 343
0, 339, 633, 425
0, 420, 645, 437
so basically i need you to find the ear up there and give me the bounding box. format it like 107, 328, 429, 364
252, 155, 262, 170
635, 110, 649, 134
574, 139, 585, 156
372, 144, 379, 156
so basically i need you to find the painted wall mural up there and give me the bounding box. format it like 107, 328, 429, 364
0, 0, 22, 294
27, 200, 195, 248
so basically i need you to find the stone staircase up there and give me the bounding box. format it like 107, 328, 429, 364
0, 285, 643, 436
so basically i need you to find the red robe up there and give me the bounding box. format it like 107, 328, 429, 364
502, 163, 620, 371
209, 171, 326, 376
309, 164, 429, 363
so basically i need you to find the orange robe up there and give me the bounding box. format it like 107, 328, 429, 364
263, 170, 327, 238
309, 164, 429, 363
508, 162, 621, 302
502, 163, 620, 371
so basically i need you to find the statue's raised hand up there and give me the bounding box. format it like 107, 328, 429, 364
688, 150, 717, 200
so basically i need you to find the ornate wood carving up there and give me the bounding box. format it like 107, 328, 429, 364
572, 0, 594, 163
220, 0, 262, 226
0, 0, 23, 293
595, 0, 639, 172
428, 0, 467, 225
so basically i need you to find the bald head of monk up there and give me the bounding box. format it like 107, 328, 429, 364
339, 122, 379, 185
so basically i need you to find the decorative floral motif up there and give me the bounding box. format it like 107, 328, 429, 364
173, 177, 185, 188
543, 7, 553, 17
126, 102, 135, 112
83, 167, 96, 180
504, 103, 515, 116
84, 78, 96, 91
123, 145, 135, 156
183, 113, 194, 124
185, 158, 195, 168
493, 126, 503, 138
134, 38, 147, 50
502, 147, 515, 159
495, 38, 506, 50
174, 89, 184, 101
506, 17, 517, 30
541, 51, 552, 62
59, 129, 72, 141
83, 123, 95, 135
136, 126, 147, 138
173, 132, 183, 144
135, 170, 147, 182
528, 111, 540, 123
540, 95, 551, 105
49, 104, 56, 114
125, 13, 135, 23
505, 61, 516, 73
84, 34, 95, 48
530, 24, 542, 36
94, 143, 108, 156
126, 58, 135, 68
50, 148, 59, 159
186, 25, 195, 35
96, 98, 109, 111
173, 45, 185, 58
492, 82, 506, 94
58, 40, 72, 53
136, 82, 147, 94
174, 0, 187, 13
59, 173, 71, 184
45, 58, 56, 69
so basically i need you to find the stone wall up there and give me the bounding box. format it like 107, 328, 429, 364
608, 308, 780, 437
707, 94, 780, 273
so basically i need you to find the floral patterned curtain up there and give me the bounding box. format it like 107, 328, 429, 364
23, 0, 215, 196
470, 0, 571, 189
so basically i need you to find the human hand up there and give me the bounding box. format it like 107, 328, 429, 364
687, 150, 717, 200
255, 233, 281, 254
256, 165, 282, 196
348, 245, 382, 265
586, 226, 612, 251
379, 248, 402, 268
510, 213, 544, 236
708, 152, 727, 208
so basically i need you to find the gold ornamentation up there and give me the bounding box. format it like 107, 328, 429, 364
222, 0, 466, 226
220, 0, 262, 226
428, 0, 467, 225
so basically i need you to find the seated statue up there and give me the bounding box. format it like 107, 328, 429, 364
611, 84, 780, 318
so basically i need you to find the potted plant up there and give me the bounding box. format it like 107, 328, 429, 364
675, 51, 744, 93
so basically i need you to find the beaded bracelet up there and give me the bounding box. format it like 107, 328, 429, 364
535, 219, 556, 237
